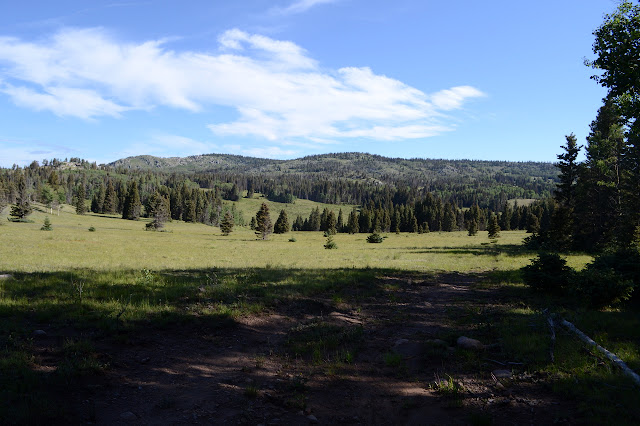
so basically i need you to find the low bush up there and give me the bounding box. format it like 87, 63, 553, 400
366, 233, 384, 243
521, 252, 573, 294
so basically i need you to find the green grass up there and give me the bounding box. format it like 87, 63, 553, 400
0, 203, 591, 273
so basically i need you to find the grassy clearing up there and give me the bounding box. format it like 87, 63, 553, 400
0, 203, 590, 272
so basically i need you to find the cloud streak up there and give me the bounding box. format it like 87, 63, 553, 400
0, 27, 485, 148
271, 0, 341, 16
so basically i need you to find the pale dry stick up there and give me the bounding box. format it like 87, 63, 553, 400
559, 318, 640, 387
543, 309, 556, 363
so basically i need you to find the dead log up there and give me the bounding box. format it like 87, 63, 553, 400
559, 318, 640, 387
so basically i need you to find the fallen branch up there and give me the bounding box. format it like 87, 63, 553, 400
543, 309, 556, 363
559, 318, 640, 387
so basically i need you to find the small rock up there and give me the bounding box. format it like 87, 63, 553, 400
456, 336, 484, 350
394, 338, 409, 346
0, 274, 12, 280
120, 411, 137, 420
307, 414, 318, 424
492, 369, 512, 379
139, 357, 150, 364
33, 330, 47, 337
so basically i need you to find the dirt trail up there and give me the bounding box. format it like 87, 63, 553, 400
57, 273, 573, 425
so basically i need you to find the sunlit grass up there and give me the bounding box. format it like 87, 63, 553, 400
0, 203, 591, 273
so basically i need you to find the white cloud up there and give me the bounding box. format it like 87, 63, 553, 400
271, 0, 341, 16
237, 146, 299, 158
0, 27, 485, 146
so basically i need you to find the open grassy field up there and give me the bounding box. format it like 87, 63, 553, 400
0, 203, 590, 272
1, 203, 638, 424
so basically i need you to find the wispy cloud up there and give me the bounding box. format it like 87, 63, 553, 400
0, 27, 485, 150
270, 0, 342, 16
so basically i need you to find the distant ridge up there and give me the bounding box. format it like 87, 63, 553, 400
108, 152, 557, 183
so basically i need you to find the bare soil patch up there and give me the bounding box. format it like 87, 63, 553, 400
32, 272, 576, 425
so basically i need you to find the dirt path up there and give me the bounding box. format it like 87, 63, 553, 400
57, 273, 574, 425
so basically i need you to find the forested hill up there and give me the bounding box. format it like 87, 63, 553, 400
109, 152, 556, 185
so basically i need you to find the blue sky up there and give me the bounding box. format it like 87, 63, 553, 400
0, 0, 616, 166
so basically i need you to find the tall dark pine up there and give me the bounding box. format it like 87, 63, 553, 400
220, 211, 234, 235
255, 202, 273, 240
75, 184, 87, 215
122, 181, 141, 220
10, 173, 32, 220
103, 179, 117, 214
274, 209, 290, 234
487, 213, 501, 239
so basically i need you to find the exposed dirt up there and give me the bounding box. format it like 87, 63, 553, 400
32, 273, 577, 425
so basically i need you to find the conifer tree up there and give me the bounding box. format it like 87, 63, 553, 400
145, 191, 169, 230
220, 210, 234, 235
337, 208, 344, 232
75, 183, 87, 215
325, 210, 337, 235
122, 181, 141, 220
467, 219, 478, 236
40, 216, 52, 231
274, 209, 290, 234
255, 202, 273, 240
347, 208, 359, 234
250, 216, 257, 230
487, 213, 501, 239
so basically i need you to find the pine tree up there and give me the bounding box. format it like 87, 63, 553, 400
487, 213, 501, 239
75, 183, 87, 215
347, 208, 359, 234
122, 181, 141, 220
325, 210, 337, 235
274, 209, 290, 234
336, 208, 344, 232
255, 202, 273, 240
467, 219, 478, 236
250, 216, 257, 230
145, 191, 169, 230
220, 210, 234, 235
40, 216, 52, 231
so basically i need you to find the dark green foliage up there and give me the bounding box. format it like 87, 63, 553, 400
467, 219, 478, 236
219, 211, 234, 235
324, 235, 337, 249
521, 253, 573, 294
274, 209, 290, 234
487, 214, 500, 239
122, 181, 141, 220
145, 192, 170, 230
75, 183, 86, 215
40, 216, 52, 231
249, 216, 257, 230
571, 267, 634, 309
255, 202, 272, 240
366, 232, 384, 243
102, 179, 117, 214
10, 173, 32, 220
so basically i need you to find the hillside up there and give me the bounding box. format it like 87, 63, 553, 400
108, 152, 557, 183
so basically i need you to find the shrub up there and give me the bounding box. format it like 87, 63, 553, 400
88, 226, 96, 232
570, 267, 634, 309
366, 233, 384, 243
40, 217, 52, 231
521, 252, 573, 294
288, 237, 297, 242
324, 236, 337, 249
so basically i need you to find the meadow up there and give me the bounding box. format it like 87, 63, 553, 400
0, 203, 590, 272
1, 203, 638, 424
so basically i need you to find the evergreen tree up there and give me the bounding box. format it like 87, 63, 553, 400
255, 202, 273, 240
220, 210, 234, 235
347, 208, 359, 234
274, 209, 290, 234
145, 191, 169, 230
75, 183, 87, 215
467, 219, 478, 236
487, 213, 501, 239
250, 216, 257, 230
336, 208, 344, 232
325, 210, 337, 235
246, 179, 254, 198
40, 216, 52, 231
122, 181, 141, 220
